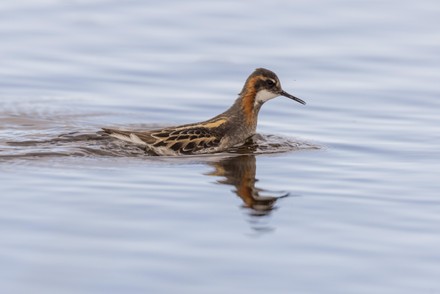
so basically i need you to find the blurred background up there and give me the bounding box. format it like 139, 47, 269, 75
1, 1, 440, 293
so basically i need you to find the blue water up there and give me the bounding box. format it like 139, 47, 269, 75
1, 1, 440, 293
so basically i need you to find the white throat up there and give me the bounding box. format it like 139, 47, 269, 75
254, 89, 278, 106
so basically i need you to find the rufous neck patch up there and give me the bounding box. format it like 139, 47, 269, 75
240, 76, 260, 124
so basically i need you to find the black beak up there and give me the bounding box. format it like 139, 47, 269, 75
280, 90, 306, 105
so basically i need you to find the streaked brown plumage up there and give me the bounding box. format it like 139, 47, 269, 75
103, 68, 305, 155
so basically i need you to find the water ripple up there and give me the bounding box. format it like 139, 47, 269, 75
3, 128, 319, 160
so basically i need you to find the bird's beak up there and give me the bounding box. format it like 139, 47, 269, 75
279, 90, 306, 105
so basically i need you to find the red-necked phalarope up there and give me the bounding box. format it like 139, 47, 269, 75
103, 68, 306, 155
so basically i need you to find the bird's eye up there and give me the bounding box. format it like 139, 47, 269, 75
267, 79, 275, 87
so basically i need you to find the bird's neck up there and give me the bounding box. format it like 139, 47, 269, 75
238, 88, 261, 125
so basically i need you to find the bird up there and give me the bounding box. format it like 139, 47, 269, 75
102, 68, 306, 155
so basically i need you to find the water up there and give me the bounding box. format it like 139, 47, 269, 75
1, 0, 440, 293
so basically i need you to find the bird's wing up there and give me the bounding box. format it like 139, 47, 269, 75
147, 126, 222, 154
102, 128, 155, 145
102, 126, 223, 154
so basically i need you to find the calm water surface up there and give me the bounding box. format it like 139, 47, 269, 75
1, 1, 440, 293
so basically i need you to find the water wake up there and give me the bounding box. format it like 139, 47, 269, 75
2, 129, 319, 160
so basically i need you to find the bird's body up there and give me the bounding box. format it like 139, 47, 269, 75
103, 68, 305, 155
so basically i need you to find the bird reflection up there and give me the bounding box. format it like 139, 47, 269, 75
206, 155, 289, 218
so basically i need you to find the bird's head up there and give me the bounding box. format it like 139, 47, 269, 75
239, 68, 306, 107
